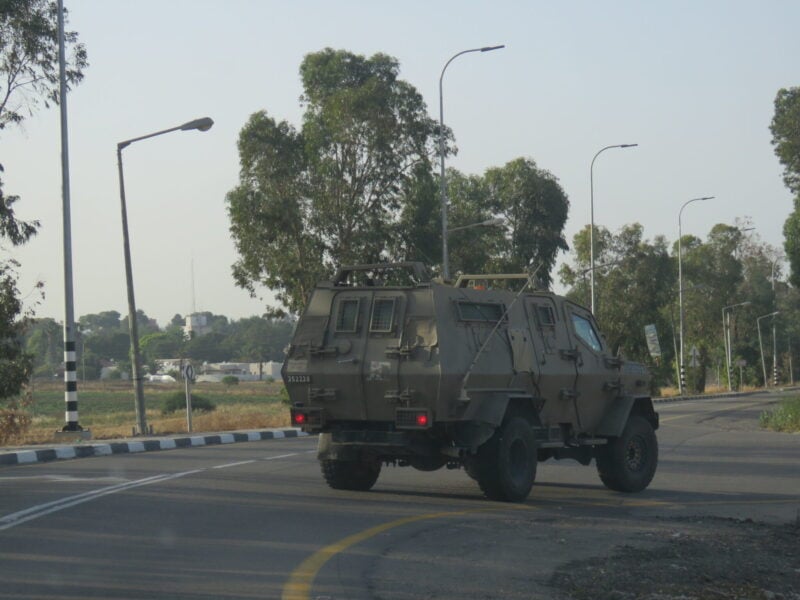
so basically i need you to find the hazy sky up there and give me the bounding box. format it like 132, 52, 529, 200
3, 0, 798, 327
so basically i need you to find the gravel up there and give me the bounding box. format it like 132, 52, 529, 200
549, 516, 800, 600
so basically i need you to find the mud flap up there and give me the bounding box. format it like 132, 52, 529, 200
594, 396, 635, 437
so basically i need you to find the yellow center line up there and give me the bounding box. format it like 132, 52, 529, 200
281, 504, 535, 600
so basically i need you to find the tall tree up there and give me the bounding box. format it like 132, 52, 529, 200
443, 168, 502, 276
560, 223, 673, 365
0, 173, 40, 398
483, 158, 569, 286
0, 0, 86, 400
444, 159, 570, 286
227, 48, 439, 314
770, 87, 800, 285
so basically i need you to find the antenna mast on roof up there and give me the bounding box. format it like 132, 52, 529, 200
191, 256, 197, 314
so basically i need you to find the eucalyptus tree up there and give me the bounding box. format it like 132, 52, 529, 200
482, 158, 569, 286
561, 223, 672, 368
227, 48, 440, 315
771, 87, 800, 285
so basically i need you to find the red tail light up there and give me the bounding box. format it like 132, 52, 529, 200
293, 412, 307, 425
396, 408, 432, 429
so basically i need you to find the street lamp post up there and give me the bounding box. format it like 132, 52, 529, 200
771, 255, 784, 385
757, 311, 779, 387
589, 143, 637, 314
439, 45, 504, 281
722, 301, 750, 391
117, 117, 214, 435
677, 196, 714, 395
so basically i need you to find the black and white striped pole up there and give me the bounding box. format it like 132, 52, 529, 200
56, 0, 83, 434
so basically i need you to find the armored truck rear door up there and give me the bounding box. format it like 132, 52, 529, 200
360, 292, 406, 421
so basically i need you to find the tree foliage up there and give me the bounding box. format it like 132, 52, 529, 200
560, 224, 672, 369
0, 0, 87, 130
770, 87, 800, 196
0, 170, 40, 398
483, 158, 569, 285
444, 159, 570, 286
561, 221, 786, 391
23, 310, 295, 378
770, 87, 800, 286
0, 0, 86, 401
227, 48, 440, 314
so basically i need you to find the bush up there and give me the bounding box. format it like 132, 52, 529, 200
222, 375, 239, 386
161, 392, 216, 415
0, 393, 33, 444
760, 397, 800, 432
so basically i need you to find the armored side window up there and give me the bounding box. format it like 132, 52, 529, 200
335, 298, 360, 333
457, 301, 505, 323
571, 313, 603, 352
536, 305, 556, 325
370, 298, 396, 332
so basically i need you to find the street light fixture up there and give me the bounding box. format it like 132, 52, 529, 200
722, 301, 750, 391
117, 117, 214, 435
757, 311, 780, 388
439, 45, 505, 281
677, 195, 714, 395
589, 143, 637, 314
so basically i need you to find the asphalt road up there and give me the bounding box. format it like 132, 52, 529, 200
1, 392, 798, 599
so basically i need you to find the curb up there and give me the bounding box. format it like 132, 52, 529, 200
653, 386, 800, 404
0, 428, 308, 468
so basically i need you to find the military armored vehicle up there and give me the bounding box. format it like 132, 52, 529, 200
283, 262, 658, 502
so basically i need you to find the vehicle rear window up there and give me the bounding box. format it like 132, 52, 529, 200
370, 298, 396, 332
537, 305, 556, 325
457, 301, 505, 322
335, 299, 360, 332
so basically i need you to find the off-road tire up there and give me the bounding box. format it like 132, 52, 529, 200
474, 416, 537, 502
596, 415, 658, 492
320, 458, 381, 491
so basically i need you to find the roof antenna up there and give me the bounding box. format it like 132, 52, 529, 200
191, 256, 197, 314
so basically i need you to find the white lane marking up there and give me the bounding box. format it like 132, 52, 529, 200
0, 475, 129, 483
0, 471, 200, 532
212, 460, 257, 469
265, 453, 299, 461
0, 449, 310, 531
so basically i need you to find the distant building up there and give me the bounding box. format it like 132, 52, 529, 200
183, 313, 211, 339
250, 361, 282, 379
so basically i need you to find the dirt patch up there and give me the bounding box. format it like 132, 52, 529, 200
549, 516, 800, 600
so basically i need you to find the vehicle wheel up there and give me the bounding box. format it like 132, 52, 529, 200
596, 415, 658, 493
474, 416, 537, 502
463, 457, 480, 480
320, 458, 381, 491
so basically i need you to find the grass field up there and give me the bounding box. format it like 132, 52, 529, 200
5, 380, 291, 445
